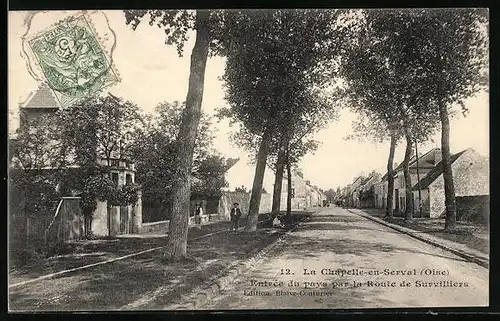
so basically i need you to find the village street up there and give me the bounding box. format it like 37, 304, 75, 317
196, 207, 488, 310
7, 8, 490, 315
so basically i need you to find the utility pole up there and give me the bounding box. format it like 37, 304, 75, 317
415, 140, 423, 216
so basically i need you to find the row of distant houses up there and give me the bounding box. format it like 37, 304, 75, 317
342, 147, 489, 221
220, 157, 327, 216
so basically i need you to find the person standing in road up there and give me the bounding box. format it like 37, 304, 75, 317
230, 202, 242, 231
195, 204, 203, 229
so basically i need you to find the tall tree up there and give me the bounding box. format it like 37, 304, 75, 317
400, 103, 440, 220
284, 138, 321, 215
191, 154, 229, 198
131, 101, 215, 212
336, 187, 341, 200
10, 113, 67, 172
271, 136, 287, 218
286, 153, 293, 215
125, 10, 215, 260
342, 9, 487, 226
340, 9, 447, 219
347, 9, 488, 226
395, 9, 488, 231
324, 188, 337, 203
217, 9, 345, 230
340, 11, 405, 218
345, 113, 403, 218
60, 94, 143, 166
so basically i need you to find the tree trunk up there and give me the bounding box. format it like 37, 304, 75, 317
385, 130, 397, 218
415, 140, 423, 216
271, 139, 287, 218
165, 10, 210, 262
107, 203, 112, 236
439, 100, 457, 232
21, 189, 28, 251
245, 126, 272, 232
83, 208, 93, 238
286, 153, 292, 216
403, 130, 414, 221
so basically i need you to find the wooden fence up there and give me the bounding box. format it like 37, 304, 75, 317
44, 197, 84, 248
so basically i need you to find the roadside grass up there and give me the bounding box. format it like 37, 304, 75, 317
9, 222, 227, 285
8, 211, 313, 311
9, 214, 268, 283
360, 208, 489, 254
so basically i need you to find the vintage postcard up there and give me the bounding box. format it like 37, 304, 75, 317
7, 8, 489, 311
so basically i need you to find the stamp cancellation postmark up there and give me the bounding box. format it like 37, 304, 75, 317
28, 14, 118, 107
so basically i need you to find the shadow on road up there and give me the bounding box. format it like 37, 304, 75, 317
277, 212, 469, 264
310, 214, 361, 223
300, 213, 400, 234
299, 222, 400, 233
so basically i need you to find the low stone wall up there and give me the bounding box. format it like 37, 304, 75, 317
259, 193, 272, 213
219, 191, 271, 220
456, 195, 489, 224
219, 192, 250, 220
140, 220, 170, 234
139, 214, 216, 234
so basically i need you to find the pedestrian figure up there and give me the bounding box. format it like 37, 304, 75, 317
230, 202, 242, 231
195, 204, 203, 229
273, 216, 285, 229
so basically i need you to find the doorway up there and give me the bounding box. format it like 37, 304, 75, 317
394, 189, 400, 212
119, 206, 129, 234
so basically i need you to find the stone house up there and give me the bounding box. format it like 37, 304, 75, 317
222, 157, 273, 215
374, 147, 441, 215
373, 180, 387, 209
11, 84, 142, 239
223, 157, 322, 214
411, 148, 489, 219
359, 173, 381, 208
18, 83, 60, 128
93, 158, 142, 236
277, 169, 309, 210
392, 148, 441, 215
340, 185, 351, 206
347, 176, 365, 208
304, 182, 326, 208
310, 184, 327, 207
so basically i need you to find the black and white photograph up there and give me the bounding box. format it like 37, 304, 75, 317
7, 8, 490, 311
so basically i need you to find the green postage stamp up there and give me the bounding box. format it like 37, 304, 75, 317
28, 15, 118, 107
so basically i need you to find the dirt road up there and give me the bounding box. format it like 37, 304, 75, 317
198, 207, 488, 309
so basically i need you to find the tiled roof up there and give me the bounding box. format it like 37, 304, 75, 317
226, 158, 240, 171
361, 176, 374, 185
351, 176, 364, 188
22, 83, 59, 109
381, 147, 440, 181
412, 149, 468, 191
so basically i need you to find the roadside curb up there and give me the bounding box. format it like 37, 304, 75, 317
165, 211, 316, 310
347, 209, 489, 269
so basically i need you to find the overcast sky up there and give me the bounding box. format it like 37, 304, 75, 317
8, 10, 489, 191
